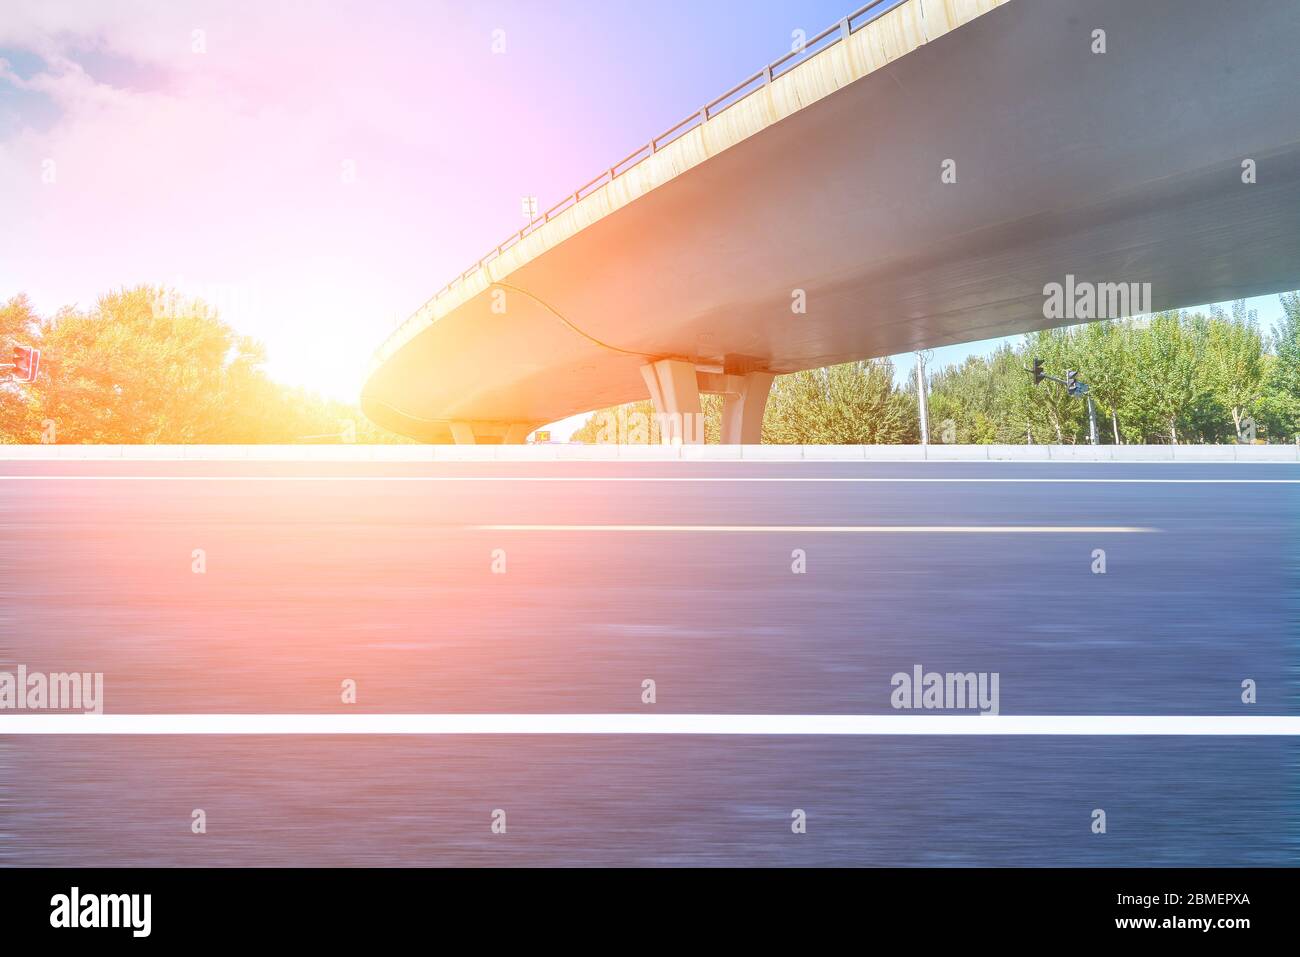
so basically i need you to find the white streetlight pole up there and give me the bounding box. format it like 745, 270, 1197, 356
915, 350, 931, 445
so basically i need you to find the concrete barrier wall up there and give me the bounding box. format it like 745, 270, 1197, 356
1, 444, 1296, 462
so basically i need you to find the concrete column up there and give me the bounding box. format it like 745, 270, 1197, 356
449, 422, 476, 445
720, 372, 774, 445
502, 423, 532, 445
640, 359, 703, 444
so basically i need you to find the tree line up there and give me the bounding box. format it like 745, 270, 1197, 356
1, 287, 407, 444
6, 285, 1298, 445
573, 294, 1300, 445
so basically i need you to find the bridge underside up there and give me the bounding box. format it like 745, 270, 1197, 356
362, 0, 1300, 443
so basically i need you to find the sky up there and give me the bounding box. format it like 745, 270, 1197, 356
1, 0, 855, 403
1, 0, 1292, 439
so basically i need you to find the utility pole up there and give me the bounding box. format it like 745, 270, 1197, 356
1028, 360, 1098, 445
915, 350, 931, 445
1065, 370, 1098, 446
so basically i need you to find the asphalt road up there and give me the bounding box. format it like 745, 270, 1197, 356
1, 458, 1296, 865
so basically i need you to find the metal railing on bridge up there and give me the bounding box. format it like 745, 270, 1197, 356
423, 0, 907, 308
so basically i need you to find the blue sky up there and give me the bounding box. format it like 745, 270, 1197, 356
2, 0, 1292, 434
0, 0, 889, 402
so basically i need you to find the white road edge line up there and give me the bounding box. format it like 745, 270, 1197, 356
470, 525, 1155, 533
0, 476, 1297, 484
1, 715, 1295, 735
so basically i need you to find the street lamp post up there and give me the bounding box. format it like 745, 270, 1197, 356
915, 350, 931, 445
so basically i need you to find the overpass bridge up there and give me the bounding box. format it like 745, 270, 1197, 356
362, 0, 1300, 443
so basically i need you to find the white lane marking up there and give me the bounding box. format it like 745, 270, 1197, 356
471, 525, 1154, 533
0, 714, 1295, 735
0, 476, 1296, 484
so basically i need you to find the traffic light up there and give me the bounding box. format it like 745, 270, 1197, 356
1031, 358, 1044, 384
11, 345, 40, 383
1065, 369, 1078, 395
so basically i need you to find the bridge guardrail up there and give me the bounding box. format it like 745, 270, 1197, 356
420, 0, 907, 309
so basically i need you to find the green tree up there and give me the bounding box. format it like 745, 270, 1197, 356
1020, 329, 1086, 442
1127, 312, 1202, 443
34, 287, 273, 443
1203, 302, 1265, 441
0, 294, 43, 441
571, 360, 915, 445
1073, 320, 1131, 443
570, 396, 724, 444
1, 286, 409, 444
1258, 292, 1300, 442
13, 284, 1300, 447
762, 360, 915, 444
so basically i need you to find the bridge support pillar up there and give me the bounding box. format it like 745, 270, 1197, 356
502, 423, 532, 445
720, 372, 774, 445
641, 360, 774, 445
641, 359, 704, 444
449, 422, 477, 445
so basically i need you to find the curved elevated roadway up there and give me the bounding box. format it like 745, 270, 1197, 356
362, 0, 1300, 443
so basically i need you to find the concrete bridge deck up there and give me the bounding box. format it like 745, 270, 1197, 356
362, 0, 1300, 442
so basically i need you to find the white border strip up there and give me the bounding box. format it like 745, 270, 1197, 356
0, 445, 1297, 463
0, 476, 1295, 485
1, 715, 1295, 735
469, 525, 1154, 533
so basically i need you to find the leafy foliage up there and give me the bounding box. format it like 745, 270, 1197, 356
7, 285, 1298, 446
571, 297, 1300, 445
1, 286, 408, 444
764, 360, 916, 444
